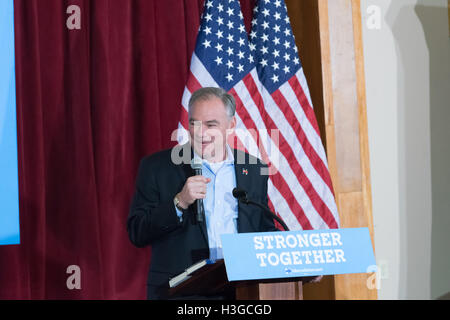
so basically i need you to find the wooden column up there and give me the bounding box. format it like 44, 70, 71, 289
286, 0, 377, 300
320, 0, 376, 300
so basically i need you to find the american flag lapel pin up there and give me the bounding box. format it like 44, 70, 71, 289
242, 168, 248, 176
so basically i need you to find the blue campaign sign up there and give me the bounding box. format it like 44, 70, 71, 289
0, 0, 20, 245
221, 228, 375, 282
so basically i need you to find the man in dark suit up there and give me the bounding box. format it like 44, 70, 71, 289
127, 87, 278, 300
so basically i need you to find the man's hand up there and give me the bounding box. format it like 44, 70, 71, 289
176, 176, 211, 209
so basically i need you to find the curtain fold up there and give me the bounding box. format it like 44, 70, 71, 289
1, 0, 255, 299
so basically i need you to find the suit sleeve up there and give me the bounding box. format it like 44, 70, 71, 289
127, 157, 182, 248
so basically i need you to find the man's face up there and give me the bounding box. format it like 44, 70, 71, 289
188, 96, 236, 162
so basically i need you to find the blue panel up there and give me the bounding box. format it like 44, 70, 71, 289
0, 0, 20, 245
221, 228, 376, 281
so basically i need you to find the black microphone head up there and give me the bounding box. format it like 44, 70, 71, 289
232, 187, 248, 200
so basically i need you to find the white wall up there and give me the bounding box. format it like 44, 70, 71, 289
361, 0, 450, 299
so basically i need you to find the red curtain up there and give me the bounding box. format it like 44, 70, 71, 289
0, 0, 255, 299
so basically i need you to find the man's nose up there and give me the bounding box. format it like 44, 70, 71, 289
193, 124, 210, 139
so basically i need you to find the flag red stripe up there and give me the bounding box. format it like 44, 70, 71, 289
180, 73, 203, 128
243, 75, 337, 229
232, 81, 314, 229
288, 76, 321, 136
229, 87, 270, 164
227, 132, 247, 153
268, 198, 284, 230
230, 93, 312, 229
186, 71, 202, 94
271, 89, 335, 195
180, 107, 189, 128
270, 172, 313, 230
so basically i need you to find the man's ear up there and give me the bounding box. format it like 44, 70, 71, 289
225, 117, 237, 141
229, 116, 237, 131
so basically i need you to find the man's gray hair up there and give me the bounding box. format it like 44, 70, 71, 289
188, 87, 236, 118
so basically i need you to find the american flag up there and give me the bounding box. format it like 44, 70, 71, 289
178, 0, 340, 230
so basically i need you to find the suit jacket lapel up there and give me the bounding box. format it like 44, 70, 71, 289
233, 149, 253, 232
234, 158, 252, 197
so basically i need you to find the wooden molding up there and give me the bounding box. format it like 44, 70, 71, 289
318, 0, 377, 300
351, 0, 375, 248
285, 0, 377, 300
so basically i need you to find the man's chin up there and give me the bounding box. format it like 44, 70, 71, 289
200, 146, 219, 161
191, 141, 226, 161
201, 144, 215, 159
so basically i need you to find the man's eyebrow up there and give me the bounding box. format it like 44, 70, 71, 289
188, 119, 219, 124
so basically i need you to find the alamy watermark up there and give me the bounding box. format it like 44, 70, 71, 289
366, 5, 382, 30
66, 265, 81, 290
366, 264, 381, 290
66, 5, 81, 30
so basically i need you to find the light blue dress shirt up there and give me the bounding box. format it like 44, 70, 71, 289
176, 145, 238, 259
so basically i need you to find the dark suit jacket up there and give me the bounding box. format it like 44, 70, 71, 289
127, 144, 278, 299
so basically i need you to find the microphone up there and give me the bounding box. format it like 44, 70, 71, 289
232, 187, 290, 231
232, 188, 249, 204
191, 158, 205, 224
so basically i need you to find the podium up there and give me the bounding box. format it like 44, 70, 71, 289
164, 228, 375, 300
166, 259, 306, 300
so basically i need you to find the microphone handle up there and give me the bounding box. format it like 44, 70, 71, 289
247, 200, 290, 232
194, 169, 204, 223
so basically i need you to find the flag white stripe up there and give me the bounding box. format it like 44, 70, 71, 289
181, 87, 191, 113
190, 53, 219, 88
296, 68, 313, 109
277, 82, 340, 223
